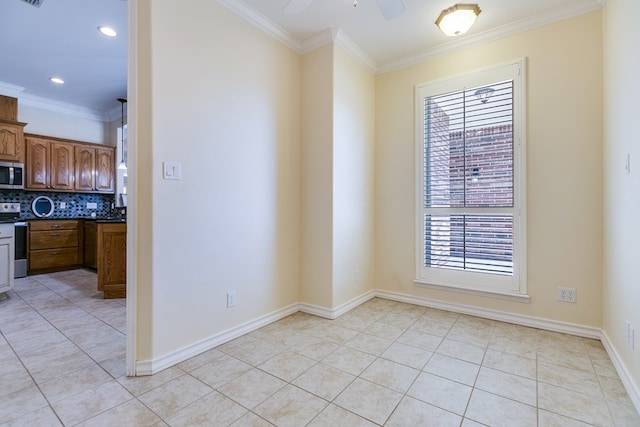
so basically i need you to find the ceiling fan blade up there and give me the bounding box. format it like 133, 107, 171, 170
374, 0, 405, 20
283, 0, 314, 15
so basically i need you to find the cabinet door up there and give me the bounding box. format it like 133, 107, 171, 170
50, 142, 74, 191
95, 147, 114, 193
0, 238, 11, 293
0, 122, 25, 163
25, 137, 50, 190
74, 145, 95, 191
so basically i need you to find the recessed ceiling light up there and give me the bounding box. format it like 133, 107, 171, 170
49, 77, 64, 85
98, 26, 117, 37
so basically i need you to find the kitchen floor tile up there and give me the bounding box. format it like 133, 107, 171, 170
4, 272, 639, 427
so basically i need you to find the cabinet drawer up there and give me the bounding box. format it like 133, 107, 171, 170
29, 230, 78, 250
29, 220, 78, 231
29, 248, 78, 270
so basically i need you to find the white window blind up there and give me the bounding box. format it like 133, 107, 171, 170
415, 60, 526, 296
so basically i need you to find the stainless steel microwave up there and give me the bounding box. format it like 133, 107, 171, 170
0, 161, 24, 189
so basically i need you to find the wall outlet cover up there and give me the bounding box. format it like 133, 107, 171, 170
557, 287, 577, 303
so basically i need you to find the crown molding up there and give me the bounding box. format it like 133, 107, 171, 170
334, 29, 377, 74
0, 81, 108, 122
217, 0, 302, 53
377, 0, 603, 74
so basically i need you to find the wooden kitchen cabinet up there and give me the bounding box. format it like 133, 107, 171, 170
83, 220, 97, 269
0, 223, 14, 294
26, 134, 115, 194
97, 222, 126, 299
0, 120, 27, 163
28, 220, 83, 273
25, 136, 74, 191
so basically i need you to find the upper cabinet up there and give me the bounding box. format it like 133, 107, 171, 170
25, 134, 115, 194
0, 120, 27, 164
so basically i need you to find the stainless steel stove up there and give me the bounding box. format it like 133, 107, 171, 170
0, 203, 27, 278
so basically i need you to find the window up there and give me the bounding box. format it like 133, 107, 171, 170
415, 59, 526, 298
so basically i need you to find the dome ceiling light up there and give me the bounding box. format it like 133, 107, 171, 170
435, 4, 481, 37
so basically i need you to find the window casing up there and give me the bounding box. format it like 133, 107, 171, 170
415, 59, 526, 298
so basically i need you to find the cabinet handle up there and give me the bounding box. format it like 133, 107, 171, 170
51, 225, 61, 229
49, 233, 60, 237
51, 252, 61, 255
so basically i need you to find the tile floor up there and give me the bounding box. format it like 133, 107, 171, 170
1, 270, 639, 426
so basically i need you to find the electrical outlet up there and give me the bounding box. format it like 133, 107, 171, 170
59, 202, 66, 209
557, 287, 576, 303
86, 202, 97, 209
226, 292, 236, 308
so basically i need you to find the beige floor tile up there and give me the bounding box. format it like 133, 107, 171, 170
176, 348, 225, 372
482, 349, 537, 379
461, 419, 488, 427
99, 354, 126, 379
423, 353, 480, 386
310, 324, 359, 345
165, 390, 248, 427
39, 364, 112, 403
381, 341, 432, 370
487, 334, 538, 359
537, 361, 602, 398
258, 351, 316, 381
538, 409, 594, 427
0, 405, 62, 427
219, 368, 286, 409
386, 396, 461, 427
475, 367, 537, 406
410, 316, 456, 337
254, 384, 328, 427
360, 358, 419, 393
436, 338, 486, 364
465, 389, 537, 427
538, 382, 613, 426
407, 372, 472, 415
27, 350, 98, 385
229, 411, 275, 426
307, 404, 377, 427
378, 312, 419, 329
117, 366, 186, 396
292, 363, 355, 401
219, 335, 282, 366
333, 311, 378, 331
190, 354, 252, 389
0, 386, 49, 424
137, 374, 213, 419
537, 345, 594, 373
536, 330, 588, 353
76, 399, 161, 427
321, 346, 376, 376
598, 375, 640, 427
397, 329, 443, 352
50, 380, 133, 426
0, 367, 35, 399
363, 321, 405, 341
446, 322, 493, 347
291, 337, 339, 361
344, 333, 392, 356
333, 378, 402, 425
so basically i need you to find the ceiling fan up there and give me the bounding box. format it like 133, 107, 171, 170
284, 0, 406, 20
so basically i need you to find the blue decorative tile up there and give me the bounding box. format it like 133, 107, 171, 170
0, 190, 115, 219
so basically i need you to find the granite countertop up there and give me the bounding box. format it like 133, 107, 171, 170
23, 216, 126, 223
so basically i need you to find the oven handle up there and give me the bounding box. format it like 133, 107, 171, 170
14, 222, 27, 227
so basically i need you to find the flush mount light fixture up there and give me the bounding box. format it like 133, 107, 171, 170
49, 77, 64, 84
435, 3, 481, 37
98, 26, 117, 37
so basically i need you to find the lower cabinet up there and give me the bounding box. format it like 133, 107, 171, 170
0, 224, 14, 294
28, 220, 82, 273
97, 222, 126, 299
83, 221, 97, 269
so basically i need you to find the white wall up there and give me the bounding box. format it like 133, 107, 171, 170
19, 104, 110, 144
602, 0, 640, 404
300, 44, 334, 309
375, 12, 603, 326
332, 45, 376, 307
134, 0, 301, 362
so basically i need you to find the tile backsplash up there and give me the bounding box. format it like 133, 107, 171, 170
0, 190, 114, 219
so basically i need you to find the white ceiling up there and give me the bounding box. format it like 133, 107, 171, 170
0, 0, 601, 121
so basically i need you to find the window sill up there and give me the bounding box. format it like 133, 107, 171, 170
413, 280, 530, 303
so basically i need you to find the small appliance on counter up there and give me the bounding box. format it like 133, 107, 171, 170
0, 202, 26, 279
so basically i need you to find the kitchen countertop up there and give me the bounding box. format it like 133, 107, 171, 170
20, 217, 126, 223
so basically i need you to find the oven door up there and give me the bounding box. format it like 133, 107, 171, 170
14, 222, 27, 278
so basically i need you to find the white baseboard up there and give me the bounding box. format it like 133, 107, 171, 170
600, 330, 640, 413
135, 303, 300, 375
375, 290, 601, 339
299, 290, 376, 320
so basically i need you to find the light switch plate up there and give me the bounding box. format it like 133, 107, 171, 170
163, 161, 182, 180
86, 202, 97, 209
